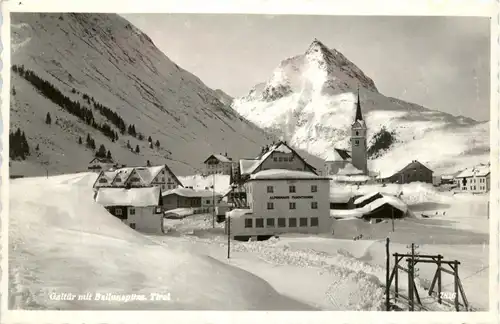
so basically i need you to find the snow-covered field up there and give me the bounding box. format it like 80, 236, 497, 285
8, 172, 490, 311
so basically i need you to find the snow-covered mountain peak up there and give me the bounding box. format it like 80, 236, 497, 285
250, 38, 379, 105
232, 40, 489, 176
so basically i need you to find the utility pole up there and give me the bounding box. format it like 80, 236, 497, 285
212, 172, 216, 228
385, 237, 390, 310
227, 215, 231, 259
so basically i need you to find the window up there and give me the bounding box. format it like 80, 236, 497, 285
161, 177, 165, 182
245, 219, 253, 228
283, 157, 288, 162
289, 202, 296, 210
266, 218, 275, 227
115, 209, 123, 215
278, 218, 286, 227
205, 200, 211, 204
130, 223, 136, 229
311, 202, 318, 209
273, 157, 278, 162
354, 139, 359, 146
311, 185, 317, 193
162, 185, 166, 190
279, 157, 283, 162
129, 208, 135, 215
256, 218, 264, 228
300, 218, 308, 227
310, 217, 319, 227
289, 218, 297, 227
99, 178, 108, 183
267, 202, 274, 210
267, 186, 274, 193
355, 131, 359, 136
289, 185, 296, 193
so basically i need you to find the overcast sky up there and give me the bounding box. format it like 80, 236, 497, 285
122, 14, 490, 121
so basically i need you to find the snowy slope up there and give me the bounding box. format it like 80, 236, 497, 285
10, 13, 285, 177
232, 39, 490, 176
8, 173, 314, 310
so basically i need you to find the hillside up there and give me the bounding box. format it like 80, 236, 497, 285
232, 39, 490, 176
9, 13, 324, 177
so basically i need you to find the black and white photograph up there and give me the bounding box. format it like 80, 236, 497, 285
3, 0, 498, 321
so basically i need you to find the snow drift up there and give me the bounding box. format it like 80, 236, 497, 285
8, 172, 314, 310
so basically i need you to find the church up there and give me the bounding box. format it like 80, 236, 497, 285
324, 88, 369, 177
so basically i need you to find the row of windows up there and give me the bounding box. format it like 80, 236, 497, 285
267, 185, 317, 193
267, 201, 318, 210
244, 217, 319, 228
471, 178, 487, 183
273, 156, 294, 162
463, 186, 487, 191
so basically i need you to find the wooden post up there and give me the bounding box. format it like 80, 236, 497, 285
407, 258, 414, 311
227, 216, 231, 259
385, 237, 390, 311
454, 260, 459, 311
394, 254, 399, 299
409, 243, 416, 311
437, 255, 442, 304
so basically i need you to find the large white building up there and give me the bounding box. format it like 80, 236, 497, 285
454, 164, 490, 193
227, 141, 333, 240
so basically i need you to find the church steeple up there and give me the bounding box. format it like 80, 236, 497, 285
354, 86, 363, 122
350, 85, 368, 175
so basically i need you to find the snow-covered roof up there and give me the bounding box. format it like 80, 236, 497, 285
330, 193, 354, 203
455, 165, 490, 178
354, 192, 381, 205
325, 150, 345, 162
134, 165, 165, 184
162, 187, 219, 198
239, 141, 316, 176
249, 169, 326, 180
377, 160, 432, 179
205, 154, 232, 163
95, 187, 161, 207
226, 208, 253, 219
325, 149, 351, 162
113, 167, 135, 182
337, 163, 364, 176
368, 195, 408, 213
330, 209, 364, 219
330, 193, 408, 218
90, 157, 114, 164
273, 143, 292, 154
